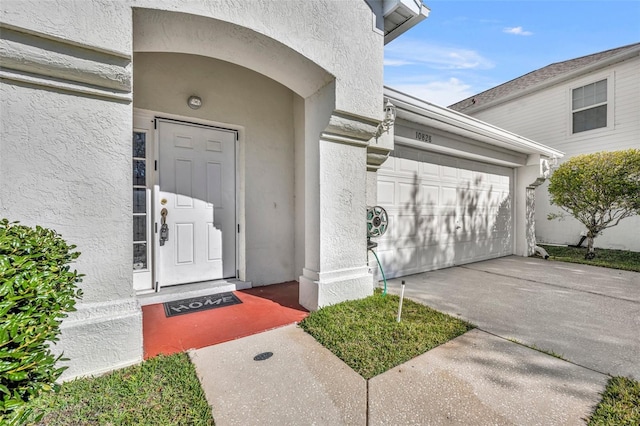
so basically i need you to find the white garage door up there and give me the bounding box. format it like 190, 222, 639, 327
376, 146, 513, 279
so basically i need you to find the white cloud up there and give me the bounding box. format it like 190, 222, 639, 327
383, 58, 414, 67
384, 39, 494, 70
503, 26, 533, 36
388, 78, 475, 107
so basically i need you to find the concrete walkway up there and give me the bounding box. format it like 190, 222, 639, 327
189, 257, 638, 424
190, 324, 366, 425
191, 325, 607, 425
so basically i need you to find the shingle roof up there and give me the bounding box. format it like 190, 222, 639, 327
448, 42, 640, 113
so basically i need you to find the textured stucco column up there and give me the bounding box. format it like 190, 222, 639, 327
365, 121, 394, 283
300, 112, 380, 310
515, 155, 547, 257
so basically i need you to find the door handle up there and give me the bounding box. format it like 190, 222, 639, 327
160, 208, 169, 246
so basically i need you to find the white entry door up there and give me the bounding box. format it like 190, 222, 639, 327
157, 119, 236, 286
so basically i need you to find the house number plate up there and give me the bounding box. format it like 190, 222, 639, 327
415, 131, 433, 143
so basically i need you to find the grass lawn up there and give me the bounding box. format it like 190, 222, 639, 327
299, 289, 474, 379
539, 245, 640, 272
28, 353, 213, 425
588, 376, 640, 425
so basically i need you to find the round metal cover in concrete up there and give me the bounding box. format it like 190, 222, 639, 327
190, 324, 366, 425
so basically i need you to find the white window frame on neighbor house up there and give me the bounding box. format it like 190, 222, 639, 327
569, 72, 614, 135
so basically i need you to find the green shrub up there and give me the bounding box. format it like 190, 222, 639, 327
548, 149, 640, 259
0, 219, 83, 425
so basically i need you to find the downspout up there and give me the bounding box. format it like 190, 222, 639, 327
535, 245, 550, 259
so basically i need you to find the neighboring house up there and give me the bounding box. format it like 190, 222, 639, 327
0, 0, 559, 380
450, 43, 640, 252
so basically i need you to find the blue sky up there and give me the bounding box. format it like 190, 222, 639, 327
384, 1, 640, 106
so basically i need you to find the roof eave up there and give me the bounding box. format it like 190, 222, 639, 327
385, 86, 564, 159
455, 44, 640, 114
383, 0, 430, 45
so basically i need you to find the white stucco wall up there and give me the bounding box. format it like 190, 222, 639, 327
133, 1, 383, 119
299, 82, 375, 309
0, 84, 133, 303
2, 0, 383, 119
133, 52, 297, 286
1, 0, 132, 53
1, 0, 386, 377
294, 96, 306, 280
0, 80, 142, 379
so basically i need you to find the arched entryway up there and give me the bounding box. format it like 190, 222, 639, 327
132, 9, 334, 294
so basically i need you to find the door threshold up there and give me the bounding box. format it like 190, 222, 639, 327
137, 279, 252, 306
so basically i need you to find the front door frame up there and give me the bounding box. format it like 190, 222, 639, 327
133, 108, 244, 294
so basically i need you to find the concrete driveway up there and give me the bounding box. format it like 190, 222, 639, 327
385, 256, 640, 379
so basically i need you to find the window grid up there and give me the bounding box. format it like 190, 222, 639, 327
133, 132, 148, 270
572, 79, 608, 134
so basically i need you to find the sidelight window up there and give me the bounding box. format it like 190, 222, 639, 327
133, 132, 148, 270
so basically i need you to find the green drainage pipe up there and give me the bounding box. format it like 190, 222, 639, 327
369, 249, 388, 296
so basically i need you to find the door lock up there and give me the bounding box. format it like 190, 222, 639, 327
160, 208, 169, 246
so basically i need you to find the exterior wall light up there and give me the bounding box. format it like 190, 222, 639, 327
375, 99, 396, 138
187, 95, 202, 110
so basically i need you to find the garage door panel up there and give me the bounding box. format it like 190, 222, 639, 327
487, 191, 505, 207
458, 188, 490, 208
441, 165, 458, 181
376, 248, 397, 277
478, 190, 491, 207
399, 184, 444, 207
398, 181, 417, 205
375, 150, 514, 279
397, 157, 419, 175
421, 162, 439, 178
459, 168, 474, 182
377, 179, 395, 206
489, 173, 503, 184
441, 214, 458, 234
494, 211, 512, 230
440, 186, 458, 207
493, 239, 512, 256
420, 184, 439, 205
419, 246, 445, 270
396, 213, 439, 240
377, 214, 396, 242
458, 214, 484, 235
472, 171, 487, 185
378, 247, 446, 280
454, 242, 476, 263
380, 156, 395, 171
391, 247, 419, 271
